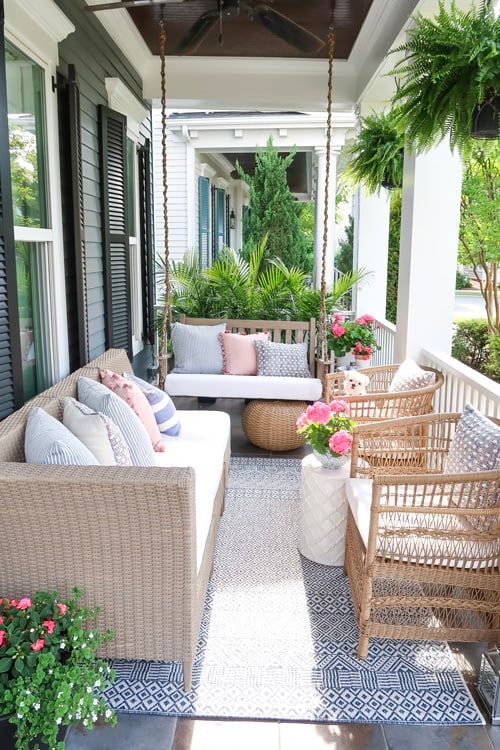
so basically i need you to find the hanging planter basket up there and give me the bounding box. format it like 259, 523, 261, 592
471, 93, 500, 139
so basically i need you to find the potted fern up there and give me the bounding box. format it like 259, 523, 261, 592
343, 110, 404, 192
391, 1, 499, 152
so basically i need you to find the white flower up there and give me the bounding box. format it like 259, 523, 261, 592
48, 669, 53, 675
60, 642, 66, 649
105, 709, 112, 719
33, 703, 40, 710
92, 713, 98, 722
17, 714, 23, 719
88, 633, 94, 639
93, 698, 99, 706
86, 687, 92, 693
25, 690, 31, 695
56, 718, 62, 725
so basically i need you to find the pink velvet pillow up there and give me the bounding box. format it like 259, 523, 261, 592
99, 369, 165, 453
219, 332, 270, 376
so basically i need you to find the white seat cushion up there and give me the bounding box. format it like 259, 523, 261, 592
345, 478, 497, 570
164, 373, 323, 401
154, 410, 230, 574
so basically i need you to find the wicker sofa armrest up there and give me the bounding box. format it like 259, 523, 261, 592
0, 463, 198, 662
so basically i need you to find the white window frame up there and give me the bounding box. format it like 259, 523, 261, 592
5, 0, 75, 384
105, 78, 148, 357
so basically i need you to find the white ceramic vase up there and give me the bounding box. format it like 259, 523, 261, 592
354, 356, 372, 369
312, 449, 350, 471
334, 353, 353, 370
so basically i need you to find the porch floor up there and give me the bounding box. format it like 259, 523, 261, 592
67, 398, 499, 750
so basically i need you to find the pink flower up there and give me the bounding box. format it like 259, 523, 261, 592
333, 313, 345, 323
296, 412, 309, 429
56, 603, 68, 616
329, 399, 350, 416
331, 323, 346, 338
0, 630, 5, 647
8, 600, 18, 608
356, 314, 375, 325
328, 429, 353, 456
305, 401, 331, 425
42, 619, 56, 635
0, 617, 3, 625
31, 638, 45, 652
16, 598, 32, 611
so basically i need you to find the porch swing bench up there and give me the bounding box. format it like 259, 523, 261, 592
164, 315, 324, 402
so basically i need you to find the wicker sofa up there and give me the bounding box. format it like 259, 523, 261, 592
164, 315, 323, 401
0, 349, 231, 691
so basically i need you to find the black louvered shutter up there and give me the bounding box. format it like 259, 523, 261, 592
138, 139, 154, 346
0, 0, 23, 417
57, 65, 88, 368
98, 105, 132, 356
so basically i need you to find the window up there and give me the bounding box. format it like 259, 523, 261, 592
6, 42, 52, 397
6, 43, 49, 229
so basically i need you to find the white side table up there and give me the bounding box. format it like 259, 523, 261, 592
298, 453, 350, 566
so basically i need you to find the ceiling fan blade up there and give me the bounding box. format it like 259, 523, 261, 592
176, 10, 219, 54
85, 0, 183, 12
251, 4, 325, 54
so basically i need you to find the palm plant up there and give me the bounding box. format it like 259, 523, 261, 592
390, 1, 500, 153
343, 111, 404, 193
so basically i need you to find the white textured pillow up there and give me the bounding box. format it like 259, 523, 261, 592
63, 397, 132, 466
77, 377, 155, 466
388, 360, 436, 393
171, 322, 226, 374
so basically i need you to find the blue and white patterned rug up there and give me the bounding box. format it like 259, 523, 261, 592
104, 457, 483, 725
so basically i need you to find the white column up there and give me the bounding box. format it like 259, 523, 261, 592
185, 141, 196, 251
314, 146, 338, 290
395, 140, 462, 361
353, 186, 390, 319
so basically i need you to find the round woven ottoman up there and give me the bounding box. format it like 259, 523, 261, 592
241, 399, 307, 452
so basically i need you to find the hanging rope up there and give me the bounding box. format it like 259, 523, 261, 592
318, 4, 335, 362
158, 16, 172, 390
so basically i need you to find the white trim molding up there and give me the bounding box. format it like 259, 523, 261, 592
9, 0, 74, 45
105, 78, 148, 140
5, 0, 74, 64
200, 162, 217, 179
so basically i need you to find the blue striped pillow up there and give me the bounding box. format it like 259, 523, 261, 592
125, 374, 181, 437
78, 377, 156, 466
25, 407, 99, 466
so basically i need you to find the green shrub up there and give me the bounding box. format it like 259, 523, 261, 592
335, 215, 354, 275
451, 319, 489, 370
385, 189, 402, 324
485, 334, 500, 381
455, 270, 472, 289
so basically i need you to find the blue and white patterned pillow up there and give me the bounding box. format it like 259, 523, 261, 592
124, 374, 181, 437
254, 340, 310, 378
25, 407, 99, 466
445, 404, 500, 474
78, 377, 156, 466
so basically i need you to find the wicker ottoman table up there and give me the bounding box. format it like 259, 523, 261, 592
241, 399, 307, 452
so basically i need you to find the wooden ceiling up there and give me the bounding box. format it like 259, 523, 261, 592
127, 1, 374, 59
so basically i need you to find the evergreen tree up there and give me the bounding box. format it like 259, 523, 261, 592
237, 138, 308, 269
335, 215, 354, 274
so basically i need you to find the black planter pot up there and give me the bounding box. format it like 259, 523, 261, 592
0, 718, 68, 749
471, 93, 499, 139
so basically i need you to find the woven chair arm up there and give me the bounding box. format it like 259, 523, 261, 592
371, 469, 500, 488
353, 413, 462, 435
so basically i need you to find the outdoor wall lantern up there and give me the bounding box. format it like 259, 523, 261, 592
230, 209, 236, 230
478, 647, 500, 725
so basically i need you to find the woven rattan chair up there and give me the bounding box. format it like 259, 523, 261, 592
345, 412, 500, 658
324, 364, 444, 423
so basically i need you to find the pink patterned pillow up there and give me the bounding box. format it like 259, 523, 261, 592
99, 369, 165, 453
219, 332, 270, 376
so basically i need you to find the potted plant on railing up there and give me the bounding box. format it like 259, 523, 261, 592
0, 589, 116, 750
296, 399, 355, 470
343, 110, 404, 192
390, 1, 500, 151
327, 313, 380, 370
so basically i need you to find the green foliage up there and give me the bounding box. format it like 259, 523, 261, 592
459, 141, 499, 333
455, 270, 472, 290
385, 189, 402, 324
160, 240, 367, 324
297, 202, 314, 274
390, 1, 500, 153
9, 127, 40, 228
335, 215, 354, 275
0, 589, 115, 750
485, 334, 500, 381
344, 111, 404, 193
236, 138, 309, 269
451, 318, 489, 370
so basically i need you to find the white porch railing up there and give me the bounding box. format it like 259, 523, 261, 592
422, 349, 500, 419
372, 319, 396, 366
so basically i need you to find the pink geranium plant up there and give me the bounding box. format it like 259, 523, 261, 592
0, 589, 116, 750
296, 400, 355, 458
327, 312, 380, 358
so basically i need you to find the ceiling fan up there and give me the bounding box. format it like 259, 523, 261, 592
85, 0, 325, 55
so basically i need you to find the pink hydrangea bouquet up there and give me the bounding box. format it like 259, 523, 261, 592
327, 312, 380, 358
296, 400, 355, 467
0, 589, 115, 750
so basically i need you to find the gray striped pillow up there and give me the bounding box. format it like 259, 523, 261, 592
78, 377, 156, 466
25, 407, 99, 466
171, 322, 226, 374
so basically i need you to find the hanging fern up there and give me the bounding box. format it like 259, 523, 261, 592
390, 1, 500, 153
343, 111, 405, 194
